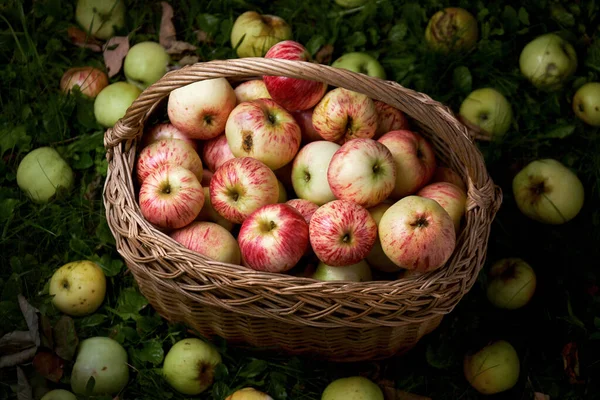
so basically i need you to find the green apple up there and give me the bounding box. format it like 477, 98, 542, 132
16, 147, 74, 204
40, 389, 77, 400
572, 82, 600, 126
464, 340, 520, 395
333, 0, 369, 7
321, 376, 384, 400
512, 159, 584, 224
94, 81, 142, 128
366, 202, 401, 273
49, 260, 107, 317
459, 88, 513, 139
162, 338, 222, 395
486, 258, 536, 310
519, 33, 578, 91
71, 337, 129, 395
331, 52, 386, 79
425, 8, 479, 53
230, 11, 292, 58
124, 41, 170, 90
312, 260, 373, 282
75, 0, 126, 40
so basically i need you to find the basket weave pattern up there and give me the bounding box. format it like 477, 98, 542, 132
103, 58, 502, 361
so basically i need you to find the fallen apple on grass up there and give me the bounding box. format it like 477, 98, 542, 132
16, 147, 75, 204
425, 7, 479, 53
512, 158, 584, 224
60, 66, 108, 98
70, 337, 129, 395
94, 81, 142, 128
234, 79, 271, 103
210, 157, 280, 224
378, 196, 456, 272
49, 260, 106, 317
230, 11, 292, 58
464, 340, 520, 395
309, 200, 377, 266
331, 52, 386, 79
124, 41, 170, 90
459, 87, 513, 139
136, 138, 203, 184
311, 260, 372, 282
225, 98, 301, 170
263, 40, 328, 111
486, 258, 537, 309
75, 0, 126, 40
162, 338, 222, 395
170, 221, 241, 265
417, 181, 467, 232
572, 82, 600, 127
40, 389, 77, 400
321, 376, 384, 400
291, 140, 341, 206
167, 78, 237, 140
141, 123, 198, 151
226, 387, 273, 400
139, 165, 205, 230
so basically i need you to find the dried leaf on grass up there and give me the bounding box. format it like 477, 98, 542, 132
67, 26, 103, 52
33, 351, 64, 383
0, 296, 40, 368
314, 44, 334, 65
562, 342, 584, 384
0, 346, 37, 368
18, 295, 40, 347
40, 315, 54, 350
17, 366, 33, 400
103, 36, 130, 78
0, 331, 34, 351
195, 30, 211, 44
380, 381, 431, 400
160, 2, 197, 54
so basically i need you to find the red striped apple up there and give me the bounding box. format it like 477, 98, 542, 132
225, 98, 301, 170
234, 79, 271, 103
60, 66, 108, 98
238, 203, 309, 272
309, 200, 377, 266
379, 196, 455, 272
196, 187, 235, 231
417, 182, 467, 232
167, 77, 237, 140
139, 165, 205, 229
327, 138, 396, 208
210, 157, 279, 224
431, 166, 467, 192
263, 40, 328, 111
226, 387, 273, 400
291, 140, 340, 205
291, 108, 322, 145
285, 199, 319, 224
136, 139, 203, 184
365, 203, 401, 273
312, 88, 378, 143
201, 133, 235, 172
378, 130, 436, 199
373, 100, 410, 139
170, 221, 241, 265
141, 123, 198, 151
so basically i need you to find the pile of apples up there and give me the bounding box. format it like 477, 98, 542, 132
135, 39, 469, 281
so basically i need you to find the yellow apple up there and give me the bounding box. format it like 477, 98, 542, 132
572, 82, 600, 127
464, 340, 520, 395
49, 260, 106, 316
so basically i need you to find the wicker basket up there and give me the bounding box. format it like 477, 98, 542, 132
102, 58, 502, 362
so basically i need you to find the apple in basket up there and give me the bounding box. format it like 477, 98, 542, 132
170, 221, 241, 265
167, 77, 237, 140
378, 195, 456, 272
309, 200, 377, 266
210, 157, 280, 224
291, 140, 340, 206
139, 165, 205, 230
327, 138, 397, 208
285, 199, 319, 224
417, 181, 467, 233
226, 387, 273, 400
238, 203, 309, 272
234, 79, 272, 103
263, 40, 328, 111
196, 187, 235, 231
141, 123, 198, 151
373, 100, 410, 139
136, 139, 203, 184
201, 133, 235, 173
365, 202, 401, 273
225, 98, 301, 170
291, 108, 323, 144
312, 87, 379, 143
431, 165, 467, 192
378, 130, 437, 199
311, 260, 373, 282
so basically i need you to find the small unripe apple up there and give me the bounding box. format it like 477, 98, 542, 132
519, 33, 578, 91
459, 88, 513, 139
464, 340, 520, 395
40, 389, 77, 400
486, 258, 536, 309
75, 0, 126, 40
17, 147, 75, 204
572, 82, 600, 126
321, 376, 384, 400
94, 81, 142, 128
230, 11, 292, 58
425, 8, 479, 53
124, 41, 170, 90
71, 337, 129, 395
226, 387, 274, 400
49, 260, 107, 317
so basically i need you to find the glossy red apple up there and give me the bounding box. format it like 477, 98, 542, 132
291, 108, 322, 144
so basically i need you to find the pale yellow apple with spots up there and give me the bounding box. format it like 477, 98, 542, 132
49, 260, 106, 316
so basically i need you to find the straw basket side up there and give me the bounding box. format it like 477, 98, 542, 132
102, 58, 502, 362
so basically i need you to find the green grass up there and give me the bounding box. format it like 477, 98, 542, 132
1, 0, 600, 399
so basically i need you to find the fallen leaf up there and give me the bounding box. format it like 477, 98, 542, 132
0, 346, 37, 368
534, 392, 551, 400
0, 331, 34, 352
53, 316, 79, 361
67, 26, 103, 52
40, 315, 54, 350
103, 36, 130, 78
17, 366, 33, 400
84, 174, 104, 202
195, 30, 211, 44
160, 1, 197, 55
315, 44, 334, 65
32, 352, 64, 383
178, 55, 200, 66
18, 295, 40, 347
562, 342, 584, 384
